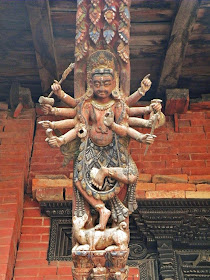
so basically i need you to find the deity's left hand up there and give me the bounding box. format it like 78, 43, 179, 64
104, 110, 114, 127
142, 133, 156, 145
140, 74, 152, 94
151, 102, 162, 113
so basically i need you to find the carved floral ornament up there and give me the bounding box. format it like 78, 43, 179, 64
75, 0, 131, 63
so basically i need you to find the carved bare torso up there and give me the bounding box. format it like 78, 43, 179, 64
82, 101, 123, 147
89, 106, 114, 146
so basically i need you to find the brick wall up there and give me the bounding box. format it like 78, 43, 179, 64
0, 109, 35, 280
130, 111, 210, 176
28, 115, 73, 193
1, 107, 209, 280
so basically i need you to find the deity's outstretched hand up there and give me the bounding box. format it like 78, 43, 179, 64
41, 104, 53, 115
141, 133, 156, 145
46, 136, 64, 148
51, 80, 62, 97
140, 74, 152, 95
38, 120, 53, 129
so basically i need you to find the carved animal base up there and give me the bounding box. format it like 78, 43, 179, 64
72, 250, 129, 280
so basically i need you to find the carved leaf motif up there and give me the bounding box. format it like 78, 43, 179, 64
89, 5, 101, 24
76, 6, 87, 26
75, 41, 88, 62
117, 41, 129, 63
103, 23, 116, 44
76, 22, 87, 44
89, 24, 100, 44
119, 3, 130, 25
118, 21, 129, 44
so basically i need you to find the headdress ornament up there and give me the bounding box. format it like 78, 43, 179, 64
87, 50, 118, 80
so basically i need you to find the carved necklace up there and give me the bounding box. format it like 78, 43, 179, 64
91, 99, 115, 111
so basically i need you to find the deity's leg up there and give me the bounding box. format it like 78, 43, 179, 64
75, 181, 111, 230
91, 166, 138, 189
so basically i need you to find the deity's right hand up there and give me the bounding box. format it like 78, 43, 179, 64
38, 120, 53, 129
51, 80, 62, 97
41, 104, 53, 115
46, 136, 64, 148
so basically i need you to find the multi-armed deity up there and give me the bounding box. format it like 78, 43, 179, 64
39, 1, 165, 279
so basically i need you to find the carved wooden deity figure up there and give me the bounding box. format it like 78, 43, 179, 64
40, 49, 165, 280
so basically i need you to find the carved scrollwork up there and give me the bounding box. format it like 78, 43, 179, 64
129, 243, 148, 260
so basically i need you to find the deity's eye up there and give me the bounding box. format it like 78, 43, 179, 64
94, 82, 100, 88
104, 81, 111, 86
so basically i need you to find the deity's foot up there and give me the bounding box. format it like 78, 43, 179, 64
94, 207, 111, 231
90, 167, 108, 189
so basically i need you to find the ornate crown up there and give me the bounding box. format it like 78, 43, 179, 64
87, 50, 118, 80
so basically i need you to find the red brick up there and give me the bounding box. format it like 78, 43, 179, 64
14, 277, 43, 280
186, 191, 210, 199
178, 146, 207, 154
39, 267, 57, 276
23, 209, 42, 218
22, 218, 43, 226
43, 218, 50, 227
65, 187, 73, 200
179, 127, 204, 133
146, 190, 185, 199
14, 268, 39, 277
191, 154, 210, 160
0, 237, 12, 246
178, 120, 191, 127
20, 235, 41, 243
0, 219, 15, 228
16, 251, 41, 260
136, 182, 155, 191
0, 264, 7, 275
168, 160, 206, 168
41, 235, 50, 242
179, 112, 206, 120
182, 167, 210, 175
18, 242, 49, 251
135, 190, 145, 199
152, 174, 188, 183
15, 258, 48, 268
189, 175, 210, 183
138, 174, 151, 182
141, 168, 182, 175
156, 183, 195, 191
21, 227, 49, 235
191, 119, 210, 127
57, 266, 72, 275
168, 133, 205, 141
196, 184, 210, 191
128, 267, 140, 279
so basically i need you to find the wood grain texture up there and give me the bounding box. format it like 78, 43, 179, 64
157, 0, 200, 97
25, 0, 58, 93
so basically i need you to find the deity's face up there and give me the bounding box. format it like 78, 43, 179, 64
91, 74, 116, 101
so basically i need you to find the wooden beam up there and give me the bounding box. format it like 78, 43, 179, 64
25, 0, 58, 93
157, 0, 200, 97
